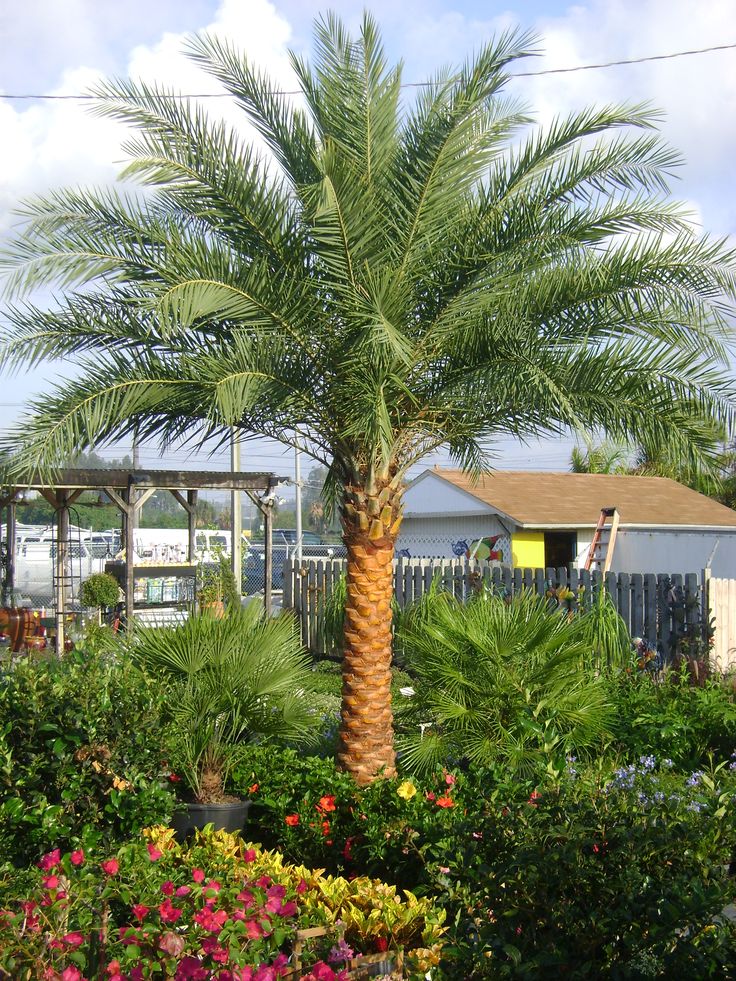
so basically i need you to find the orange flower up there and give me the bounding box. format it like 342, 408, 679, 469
435, 795, 454, 808
284, 814, 300, 826
317, 794, 336, 813
248, 783, 259, 795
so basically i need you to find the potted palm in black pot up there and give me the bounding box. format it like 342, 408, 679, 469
126, 605, 315, 838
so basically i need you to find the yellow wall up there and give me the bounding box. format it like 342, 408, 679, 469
511, 531, 545, 569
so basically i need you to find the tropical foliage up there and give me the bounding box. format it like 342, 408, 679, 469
395, 591, 616, 774
2, 13, 735, 781
124, 608, 314, 802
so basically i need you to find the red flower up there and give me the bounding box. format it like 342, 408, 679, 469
100, 858, 119, 876
147, 843, 163, 862
42, 875, 60, 890
242, 848, 257, 863
70, 849, 85, 867
158, 898, 182, 924
296, 879, 307, 894
444, 771, 457, 786
435, 795, 454, 808
321, 819, 331, 836
175, 885, 191, 898
62, 931, 84, 948
527, 790, 542, 808
317, 795, 336, 813
38, 849, 61, 871
192, 868, 205, 883
131, 903, 150, 921
425, 792, 436, 802
105, 961, 122, 976
61, 967, 83, 981
375, 937, 389, 952
160, 879, 175, 896
168, 773, 182, 783
285, 814, 300, 826
343, 837, 355, 862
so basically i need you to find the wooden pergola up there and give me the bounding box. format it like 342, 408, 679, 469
0, 468, 288, 653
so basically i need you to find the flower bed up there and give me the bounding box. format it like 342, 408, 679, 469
0, 827, 444, 981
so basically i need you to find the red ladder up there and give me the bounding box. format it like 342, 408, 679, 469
584, 507, 619, 574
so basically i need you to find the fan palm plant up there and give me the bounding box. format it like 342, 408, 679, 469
1, 13, 735, 782
396, 590, 616, 775
125, 606, 314, 802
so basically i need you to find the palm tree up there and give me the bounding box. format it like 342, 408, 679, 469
570, 438, 630, 474
1, 14, 735, 783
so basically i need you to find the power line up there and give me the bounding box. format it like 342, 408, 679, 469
1, 41, 734, 101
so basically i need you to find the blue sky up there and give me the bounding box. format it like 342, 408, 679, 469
1, 0, 734, 481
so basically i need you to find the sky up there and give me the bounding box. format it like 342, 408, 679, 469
0, 0, 735, 488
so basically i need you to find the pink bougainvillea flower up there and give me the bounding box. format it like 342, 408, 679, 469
159, 931, 186, 957
105, 960, 122, 976
61, 967, 83, 981
174, 955, 208, 980
255, 875, 272, 889
70, 849, 85, 867
194, 906, 228, 932
444, 771, 457, 786
284, 814, 299, 827
278, 899, 298, 918
236, 888, 255, 908
100, 858, 119, 876
296, 879, 307, 894
131, 903, 150, 921
147, 843, 163, 862
176, 885, 192, 898
160, 879, 175, 896
242, 848, 257, 863
42, 874, 60, 890
316, 795, 336, 813
243, 918, 264, 940
158, 898, 183, 924
62, 932, 84, 948
435, 795, 454, 808
192, 868, 205, 883
438, 866, 450, 874
38, 848, 61, 871
49, 938, 65, 950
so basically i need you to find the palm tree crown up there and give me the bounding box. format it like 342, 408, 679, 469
2, 13, 735, 781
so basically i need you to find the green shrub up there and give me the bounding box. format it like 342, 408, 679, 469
0, 650, 174, 869
608, 666, 736, 768
79, 572, 121, 611
396, 591, 616, 775
123, 608, 317, 802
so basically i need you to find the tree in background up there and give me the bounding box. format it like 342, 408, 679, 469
2, 15, 735, 782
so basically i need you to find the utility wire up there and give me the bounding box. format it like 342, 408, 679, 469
1, 41, 734, 101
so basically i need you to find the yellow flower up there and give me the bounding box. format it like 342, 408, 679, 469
397, 780, 417, 801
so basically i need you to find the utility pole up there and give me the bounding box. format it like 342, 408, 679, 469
294, 447, 303, 565
231, 429, 242, 598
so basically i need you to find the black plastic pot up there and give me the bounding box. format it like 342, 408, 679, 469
172, 799, 251, 842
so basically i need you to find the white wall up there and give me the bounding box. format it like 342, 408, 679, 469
402, 472, 497, 517
396, 514, 511, 560
612, 529, 736, 577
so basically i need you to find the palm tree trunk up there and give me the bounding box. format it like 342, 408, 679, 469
337, 483, 402, 784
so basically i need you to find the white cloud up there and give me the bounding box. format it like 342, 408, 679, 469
0, 0, 298, 231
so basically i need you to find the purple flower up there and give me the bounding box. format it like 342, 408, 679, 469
328, 938, 356, 964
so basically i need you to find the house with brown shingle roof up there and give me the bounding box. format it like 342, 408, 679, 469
396, 468, 736, 577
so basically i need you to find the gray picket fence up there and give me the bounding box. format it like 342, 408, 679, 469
283, 557, 707, 660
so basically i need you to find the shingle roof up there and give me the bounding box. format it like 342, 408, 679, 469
426, 468, 736, 529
